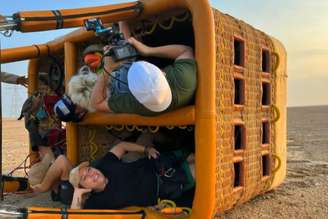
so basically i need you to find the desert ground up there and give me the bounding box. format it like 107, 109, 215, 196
1, 105, 328, 218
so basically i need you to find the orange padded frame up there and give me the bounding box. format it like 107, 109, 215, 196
1, 0, 217, 218
15, 2, 141, 32
63, 1, 216, 219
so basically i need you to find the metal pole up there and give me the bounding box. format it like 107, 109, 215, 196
0, 39, 3, 201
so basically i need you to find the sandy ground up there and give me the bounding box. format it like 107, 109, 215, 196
1, 105, 328, 218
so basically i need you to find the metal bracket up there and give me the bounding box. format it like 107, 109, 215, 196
0, 16, 17, 37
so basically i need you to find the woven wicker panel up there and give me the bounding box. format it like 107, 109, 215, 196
77, 125, 118, 161
77, 125, 194, 162
213, 9, 277, 215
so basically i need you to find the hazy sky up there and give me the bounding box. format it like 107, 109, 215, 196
1, 0, 327, 117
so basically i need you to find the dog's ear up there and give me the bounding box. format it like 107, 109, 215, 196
78, 65, 94, 75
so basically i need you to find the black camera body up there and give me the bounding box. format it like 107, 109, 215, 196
84, 18, 138, 62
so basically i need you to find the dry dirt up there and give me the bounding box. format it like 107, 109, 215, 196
1, 106, 328, 218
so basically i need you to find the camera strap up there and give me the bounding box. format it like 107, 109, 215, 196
102, 62, 129, 86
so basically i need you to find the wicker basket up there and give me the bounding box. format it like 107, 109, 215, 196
1, 0, 287, 218
213, 9, 286, 214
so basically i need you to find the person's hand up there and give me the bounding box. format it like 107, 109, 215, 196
74, 187, 92, 197
127, 37, 150, 57
30, 184, 41, 192
16, 76, 28, 87
144, 146, 160, 159
71, 187, 92, 209
103, 45, 111, 56
102, 45, 124, 73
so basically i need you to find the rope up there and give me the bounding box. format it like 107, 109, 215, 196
106, 125, 113, 130
271, 154, 282, 174
268, 38, 281, 188
271, 104, 280, 123
125, 125, 135, 132
135, 126, 145, 132
107, 125, 193, 133
271, 52, 280, 72
88, 130, 99, 160
8, 152, 33, 177
113, 125, 124, 131
142, 21, 157, 35
173, 11, 190, 22
158, 18, 175, 30
157, 199, 175, 208
261, 31, 280, 193
155, 199, 192, 216
132, 11, 190, 37
148, 126, 159, 133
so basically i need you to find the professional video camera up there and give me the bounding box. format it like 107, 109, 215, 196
84, 18, 138, 62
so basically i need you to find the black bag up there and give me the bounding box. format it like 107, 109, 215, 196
51, 181, 74, 205
152, 152, 191, 200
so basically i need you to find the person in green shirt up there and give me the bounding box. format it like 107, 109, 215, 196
90, 37, 197, 116
54, 23, 197, 121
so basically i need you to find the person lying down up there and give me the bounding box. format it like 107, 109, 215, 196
70, 141, 195, 209
54, 23, 197, 121
29, 140, 195, 209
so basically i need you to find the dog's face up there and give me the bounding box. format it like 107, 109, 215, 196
67, 66, 98, 112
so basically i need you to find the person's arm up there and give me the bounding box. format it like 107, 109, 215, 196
127, 37, 194, 60
90, 45, 126, 113
90, 72, 112, 112
16, 76, 28, 87
1, 72, 28, 87
110, 141, 159, 160
32, 155, 72, 193
119, 21, 131, 39
70, 187, 91, 209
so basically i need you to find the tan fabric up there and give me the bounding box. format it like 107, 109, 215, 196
28, 151, 55, 186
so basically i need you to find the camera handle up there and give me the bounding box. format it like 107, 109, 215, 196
84, 18, 139, 62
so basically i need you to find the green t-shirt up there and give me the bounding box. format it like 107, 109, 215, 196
108, 59, 197, 116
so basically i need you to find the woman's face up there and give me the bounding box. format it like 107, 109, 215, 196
78, 166, 107, 192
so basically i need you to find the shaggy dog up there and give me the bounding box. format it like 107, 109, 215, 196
67, 66, 98, 112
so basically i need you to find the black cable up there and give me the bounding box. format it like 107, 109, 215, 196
8, 153, 32, 177
101, 57, 129, 86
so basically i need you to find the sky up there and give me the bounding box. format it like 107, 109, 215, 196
1, 0, 328, 117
